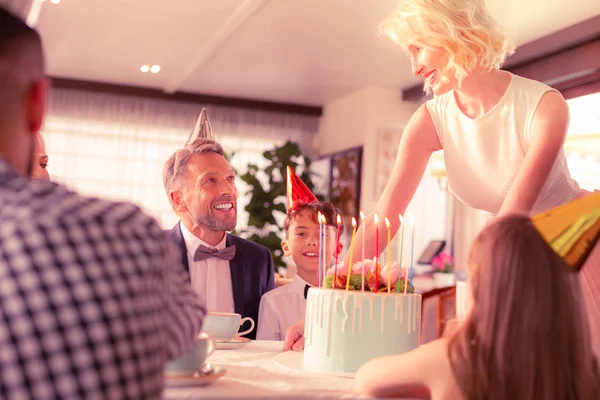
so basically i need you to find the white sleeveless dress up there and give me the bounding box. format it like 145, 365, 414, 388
426, 72, 600, 354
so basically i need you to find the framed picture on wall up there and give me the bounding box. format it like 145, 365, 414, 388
375, 128, 402, 197
329, 146, 363, 221
330, 146, 363, 250
309, 146, 363, 251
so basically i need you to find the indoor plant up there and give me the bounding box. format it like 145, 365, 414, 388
431, 252, 455, 287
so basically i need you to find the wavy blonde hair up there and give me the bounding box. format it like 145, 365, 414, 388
380, 0, 515, 83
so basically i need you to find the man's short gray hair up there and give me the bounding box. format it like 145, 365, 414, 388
163, 139, 225, 201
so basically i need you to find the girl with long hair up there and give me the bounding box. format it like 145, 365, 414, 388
355, 215, 600, 399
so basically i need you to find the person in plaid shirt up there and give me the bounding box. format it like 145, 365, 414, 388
0, 7, 205, 399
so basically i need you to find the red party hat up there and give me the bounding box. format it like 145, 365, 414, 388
287, 166, 317, 210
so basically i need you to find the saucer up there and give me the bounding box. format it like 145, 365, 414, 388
165, 365, 226, 387
273, 351, 354, 378
214, 337, 251, 350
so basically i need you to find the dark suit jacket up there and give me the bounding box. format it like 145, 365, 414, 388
167, 222, 275, 339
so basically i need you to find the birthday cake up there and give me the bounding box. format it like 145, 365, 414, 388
303, 260, 421, 374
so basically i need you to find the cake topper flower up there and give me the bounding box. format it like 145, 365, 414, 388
325, 259, 413, 293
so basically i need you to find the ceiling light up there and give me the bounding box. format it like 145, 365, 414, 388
140, 64, 150, 73
50, 0, 61, 4
150, 65, 161, 74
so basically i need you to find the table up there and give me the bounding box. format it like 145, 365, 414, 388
164, 341, 391, 399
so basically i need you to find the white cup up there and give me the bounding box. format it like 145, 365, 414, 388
164, 332, 215, 376
201, 312, 255, 341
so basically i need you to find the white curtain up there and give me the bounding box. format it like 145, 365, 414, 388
41, 88, 318, 229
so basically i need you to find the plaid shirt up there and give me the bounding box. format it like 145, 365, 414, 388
0, 159, 205, 399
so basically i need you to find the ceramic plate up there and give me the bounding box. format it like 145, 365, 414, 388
272, 351, 354, 378
165, 365, 226, 387
214, 337, 251, 350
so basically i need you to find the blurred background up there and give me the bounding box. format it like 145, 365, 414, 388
3, 0, 599, 277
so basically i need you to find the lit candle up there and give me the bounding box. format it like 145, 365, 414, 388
333, 214, 342, 289
322, 214, 328, 288
374, 213, 379, 292
318, 212, 323, 288
385, 217, 391, 293
346, 217, 357, 291
409, 216, 415, 292
360, 211, 366, 291
404, 263, 409, 294
397, 214, 405, 293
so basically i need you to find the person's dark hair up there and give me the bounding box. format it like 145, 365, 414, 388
0, 7, 45, 121
284, 202, 344, 238
448, 214, 600, 400
0, 6, 43, 66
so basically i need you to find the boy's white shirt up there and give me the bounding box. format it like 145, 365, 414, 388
256, 274, 312, 341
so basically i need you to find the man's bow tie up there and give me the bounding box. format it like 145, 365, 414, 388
193, 245, 236, 262
304, 284, 310, 299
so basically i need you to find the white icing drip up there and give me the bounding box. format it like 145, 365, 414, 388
352, 296, 361, 335
316, 291, 323, 328
380, 295, 386, 334
412, 294, 418, 332
407, 295, 412, 334
395, 294, 404, 324
305, 292, 312, 345
305, 290, 423, 363
324, 291, 334, 356
341, 293, 350, 332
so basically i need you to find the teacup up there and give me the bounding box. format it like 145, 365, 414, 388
456, 281, 473, 321
201, 312, 255, 341
164, 333, 215, 376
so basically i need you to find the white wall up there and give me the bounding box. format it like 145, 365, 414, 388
313, 86, 449, 266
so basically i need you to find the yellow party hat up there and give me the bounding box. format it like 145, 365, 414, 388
532, 191, 600, 270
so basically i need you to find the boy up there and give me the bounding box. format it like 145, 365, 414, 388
256, 168, 342, 340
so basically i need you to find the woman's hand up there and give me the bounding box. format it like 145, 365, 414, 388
343, 103, 441, 266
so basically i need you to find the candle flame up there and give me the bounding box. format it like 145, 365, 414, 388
399, 214, 404, 224
322, 215, 328, 225
352, 217, 357, 228
317, 211, 323, 224
360, 211, 365, 221
385, 217, 391, 228
336, 214, 342, 225
374, 213, 379, 224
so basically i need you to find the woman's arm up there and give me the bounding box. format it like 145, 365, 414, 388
355, 339, 447, 399
498, 91, 570, 217
344, 103, 441, 265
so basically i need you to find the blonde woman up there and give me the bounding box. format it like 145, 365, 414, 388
355, 215, 600, 400
284, 0, 599, 357
349, 0, 597, 342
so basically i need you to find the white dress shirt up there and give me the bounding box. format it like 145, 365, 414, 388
180, 223, 235, 313
256, 274, 311, 340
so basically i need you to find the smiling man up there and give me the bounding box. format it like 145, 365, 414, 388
163, 110, 274, 339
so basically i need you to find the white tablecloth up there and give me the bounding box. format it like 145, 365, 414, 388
163, 341, 398, 400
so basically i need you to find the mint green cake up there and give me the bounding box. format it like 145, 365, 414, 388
303, 288, 422, 374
